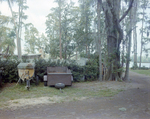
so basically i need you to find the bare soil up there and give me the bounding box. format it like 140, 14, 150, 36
0, 71, 150, 119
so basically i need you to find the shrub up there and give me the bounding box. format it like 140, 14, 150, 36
67, 61, 84, 82
131, 64, 138, 70
84, 59, 99, 81
0, 56, 100, 84
139, 66, 149, 70
34, 58, 48, 80
0, 57, 20, 84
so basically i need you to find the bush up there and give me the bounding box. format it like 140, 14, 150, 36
0, 57, 20, 84
139, 66, 149, 70
34, 58, 48, 80
131, 64, 138, 70
131, 65, 149, 70
0, 56, 100, 85
67, 61, 84, 82
84, 58, 99, 81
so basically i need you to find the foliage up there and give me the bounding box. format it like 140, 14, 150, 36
67, 61, 84, 82
24, 24, 39, 53
138, 66, 149, 70
45, 0, 95, 59
0, 57, 99, 85
131, 64, 139, 70
138, 0, 150, 67
0, 57, 20, 84
0, 13, 16, 55
84, 55, 99, 81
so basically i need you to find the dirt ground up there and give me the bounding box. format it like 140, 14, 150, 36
0, 71, 150, 119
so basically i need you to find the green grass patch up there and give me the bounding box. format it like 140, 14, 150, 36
131, 69, 150, 76
0, 82, 123, 107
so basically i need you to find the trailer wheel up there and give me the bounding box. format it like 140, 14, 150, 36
55, 83, 65, 89
35, 76, 39, 85
26, 80, 30, 91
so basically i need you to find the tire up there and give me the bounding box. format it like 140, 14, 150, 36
55, 83, 65, 89
26, 80, 30, 90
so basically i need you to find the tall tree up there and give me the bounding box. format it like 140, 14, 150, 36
124, 4, 134, 81
17, 0, 28, 55
24, 24, 39, 54
139, 0, 149, 68
132, 0, 139, 69
78, 0, 94, 57
1, 0, 28, 59
97, 0, 102, 81
7, 0, 21, 59
46, 0, 79, 59
102, 0, 134, 81
58, 0, 62, 59
0, 13, 16, 55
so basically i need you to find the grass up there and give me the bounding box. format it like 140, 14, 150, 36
0, 81, 123, 108
131, 69, 150, 76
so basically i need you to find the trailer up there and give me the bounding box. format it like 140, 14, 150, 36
17, 63, 39, 90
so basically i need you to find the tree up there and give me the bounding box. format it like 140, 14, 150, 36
102, 0, 134, 81
0, 12, 16, 55
124, 3, 134, 81
24, 24, 39, 54
46, 0, 80, 59
97, 0, 102, 81
139, 0, 150, 67
78, 0, 94, 57
1, 0, 28, 59
132, 0, 139, 69
17, 0, 28, 56
53, 0, 67, 59
7, 0, 21, 59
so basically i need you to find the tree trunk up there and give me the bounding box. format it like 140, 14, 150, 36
59, 0, 62, 59
133, 0, 138, 69
139, 8, 145, 68
104, 0, 122, 81
124, 8, 133, 81
103, 0, 134, 81
8, 0, 22, 60
85, 0, 89, 58
97, 0, 102, 81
